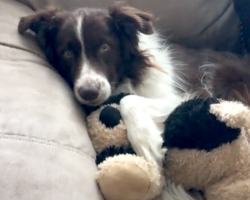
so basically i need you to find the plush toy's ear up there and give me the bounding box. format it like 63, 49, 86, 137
109, 2, 154, 35
99, 106, 122, 128
87, 104, 128, 154
210, 100, 250, 128
85, 93, 131, 116
102, 93, 131, 106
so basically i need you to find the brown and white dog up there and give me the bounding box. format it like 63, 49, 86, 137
18, 3, 250, 170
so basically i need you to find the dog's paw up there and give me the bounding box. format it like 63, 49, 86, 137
120, 95, 166, 167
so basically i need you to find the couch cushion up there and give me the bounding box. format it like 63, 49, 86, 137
0, 1, 103, 199
16, 0, 241, 52
0, 135, 99, 200
130, 0, 241, 52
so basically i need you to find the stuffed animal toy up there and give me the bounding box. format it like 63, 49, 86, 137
86, 93, 164, 200
163, 97, 250, 200
87, 95, 250, 200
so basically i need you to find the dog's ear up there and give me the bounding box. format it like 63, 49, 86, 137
18, 7, 69, 67
18, 7, 69, 50
109, 2, 154, 35
18, 7, 67, 35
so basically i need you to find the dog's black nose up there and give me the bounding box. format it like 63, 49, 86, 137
78, 85, 99, 101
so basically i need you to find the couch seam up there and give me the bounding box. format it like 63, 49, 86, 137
0, 42, 58, 73
0, 134, 95, 163
197, 1, 232, 36
0, 42, 44, 60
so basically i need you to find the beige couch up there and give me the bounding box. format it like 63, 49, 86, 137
0, 0, 241, 199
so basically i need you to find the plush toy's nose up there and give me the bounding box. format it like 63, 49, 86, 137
99, 106, 122, 128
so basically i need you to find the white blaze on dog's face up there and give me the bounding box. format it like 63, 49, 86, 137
72, 9, 113, 106
73, 62, 112, 106
73, 55, 112, 106
18, 4, 154, 106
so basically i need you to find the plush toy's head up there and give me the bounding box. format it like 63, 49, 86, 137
163, 98, 250, 200
87, 103, 129, 154
86, 93, 132, 161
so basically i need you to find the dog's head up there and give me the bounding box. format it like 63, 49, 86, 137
18, 3, 154, 106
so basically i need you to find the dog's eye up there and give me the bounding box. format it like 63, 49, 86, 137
63, 50, 73, 58
99, 44, 109, 53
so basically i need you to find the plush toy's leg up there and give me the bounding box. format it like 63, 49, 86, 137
206, 179, 250, 200
96, 154, 164, 200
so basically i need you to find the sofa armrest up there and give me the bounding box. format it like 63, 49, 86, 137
0, 1, 103, 199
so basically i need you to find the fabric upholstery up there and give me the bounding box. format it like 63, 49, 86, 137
16, 0, 241, 52
0, 0, 103, 199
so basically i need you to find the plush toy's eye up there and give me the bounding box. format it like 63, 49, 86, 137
99, 44, 109, 53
